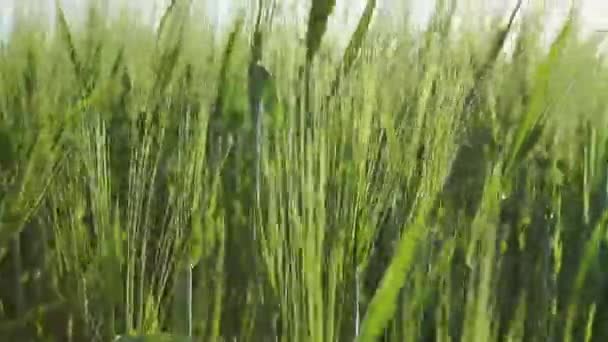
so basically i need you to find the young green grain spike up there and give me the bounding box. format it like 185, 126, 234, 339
305, 0, 336, 64
55, 3, 83, 88
249, 0, 269, 208
329, 0, 377, 99
463, 0, 522, 112
505, 9, 574, 175
301, 0, 336, 125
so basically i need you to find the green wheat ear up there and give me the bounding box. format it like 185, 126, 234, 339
55, 1, 83, 87
330, 0, 377, 97
505, 8, 575, 175
305, 0, 336, 63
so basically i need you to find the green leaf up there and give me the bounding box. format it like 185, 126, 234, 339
356, 205, 431, 342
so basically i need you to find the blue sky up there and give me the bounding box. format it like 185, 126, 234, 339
1, 0, 608, 42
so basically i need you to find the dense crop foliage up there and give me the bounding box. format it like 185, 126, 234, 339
1, 1, 608, 341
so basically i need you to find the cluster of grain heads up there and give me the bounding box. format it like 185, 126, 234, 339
0, 19, 80, 342
3, 0, 608, 341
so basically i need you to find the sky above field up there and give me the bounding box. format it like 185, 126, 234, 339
1, 0, 607, 42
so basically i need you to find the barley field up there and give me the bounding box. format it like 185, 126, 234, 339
1, 1, 608, 341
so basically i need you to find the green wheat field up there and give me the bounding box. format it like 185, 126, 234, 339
1, 1, 608, 341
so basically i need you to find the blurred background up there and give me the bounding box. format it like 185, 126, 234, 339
1, 0, 608, 44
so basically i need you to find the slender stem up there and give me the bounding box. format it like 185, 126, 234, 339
355, 268, 361, 337
13, 235, 25, 316
255, 99, 264, 207
188, 265, 193, 337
